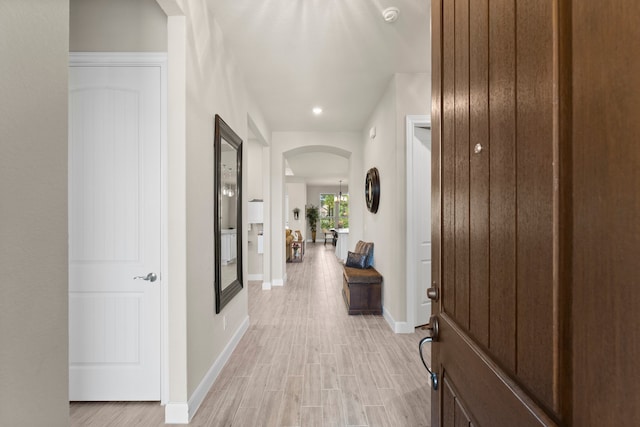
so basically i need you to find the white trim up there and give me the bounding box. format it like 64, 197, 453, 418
383, 307, 414, 334
184, 316, 250, 422
262, 281, 272, 290
247, 274, 263, 281
159, 56, 170, 406
164, 402, 189, 424
68, 52, 169, 403
273, 278, 284, 287
68, 51, 169, 66
406, 115, 431, 330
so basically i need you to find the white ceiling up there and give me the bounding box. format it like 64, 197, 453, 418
285, 152, 350, 185
208, 0, 431, 132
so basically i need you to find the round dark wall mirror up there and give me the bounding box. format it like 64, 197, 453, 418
365, 167, 380, 213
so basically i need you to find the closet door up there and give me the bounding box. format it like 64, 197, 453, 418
430, 0, 566, 424
69, 63, 162, 401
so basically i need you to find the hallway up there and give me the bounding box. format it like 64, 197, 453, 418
71, 243, 432, 426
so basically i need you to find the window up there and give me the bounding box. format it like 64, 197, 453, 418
319, 193, 335, 230
338, 193, 349, 228
319, 192, 349, 230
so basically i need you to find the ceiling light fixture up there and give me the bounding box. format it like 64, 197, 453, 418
312, 106, 323, 115
334, 180, 346, 203
382, 7, 400, 23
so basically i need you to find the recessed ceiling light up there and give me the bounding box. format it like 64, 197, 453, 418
312, 107, 323, 115
382, 7, 400, 23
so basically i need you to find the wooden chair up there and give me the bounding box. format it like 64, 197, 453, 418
322, 229, 335, 246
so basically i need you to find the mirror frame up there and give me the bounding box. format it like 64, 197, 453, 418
214, 114, 243, 314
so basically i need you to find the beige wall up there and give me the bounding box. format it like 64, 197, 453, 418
180, 0, 272, 397
363, 78, 399, 320
0, 1, 69, 425
363, 73, 430, 325
70, 0, 166, 52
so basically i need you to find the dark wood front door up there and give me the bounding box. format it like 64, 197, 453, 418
430, 0, 640, 425
430, 0, 567, 424
571, 2, 640, 425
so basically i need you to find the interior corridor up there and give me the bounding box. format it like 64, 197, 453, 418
71, 243, 432, 426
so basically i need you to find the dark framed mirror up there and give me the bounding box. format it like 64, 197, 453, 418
214, 114, 243, 314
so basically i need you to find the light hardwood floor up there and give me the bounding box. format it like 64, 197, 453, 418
71, 243, 432, 426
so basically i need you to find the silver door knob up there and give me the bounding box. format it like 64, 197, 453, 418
134, 272, 157, 282
427, 283, 439, 301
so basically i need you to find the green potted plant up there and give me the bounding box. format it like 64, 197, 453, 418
305, 205, 319, 242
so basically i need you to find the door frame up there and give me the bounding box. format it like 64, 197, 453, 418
406, 115, 431, 331
68, 52, 169, 404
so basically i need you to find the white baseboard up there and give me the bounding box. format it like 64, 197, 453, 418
273, 278, 284, 287
165, 316, 250, 424
383, 307, 414, 334
247, 273, 263, 281
262, 281, 271, 290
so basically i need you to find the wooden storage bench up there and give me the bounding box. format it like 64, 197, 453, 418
342, 266, 383, 315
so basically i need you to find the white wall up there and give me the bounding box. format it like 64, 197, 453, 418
247, 139, 264, 277
247, 140, 264, 200
180, 0, 271, 399
0, 1, 69, 425
70, 0, 166, 52
286, 183, 307, 236
363, 73, 430, 326
270, 132, 363, 285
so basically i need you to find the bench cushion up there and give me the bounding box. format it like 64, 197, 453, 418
343, 266, 383, 284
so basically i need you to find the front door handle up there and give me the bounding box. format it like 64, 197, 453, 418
419, 315, 439, 391
133, 272, 157, 282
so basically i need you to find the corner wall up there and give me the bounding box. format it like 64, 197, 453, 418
0, 1, 70, 425
70, 0, 272, 420
270, 133, 363, 285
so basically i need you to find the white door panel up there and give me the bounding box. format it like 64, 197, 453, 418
69, 65, 161, 400
414, 127, 432, 326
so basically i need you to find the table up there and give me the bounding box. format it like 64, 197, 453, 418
334, 228, 349, 262
289, 240, 304, 262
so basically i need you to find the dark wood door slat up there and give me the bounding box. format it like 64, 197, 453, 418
454, 0, 471, 331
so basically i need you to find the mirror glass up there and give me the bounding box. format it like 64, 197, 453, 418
214, 115, 242, 314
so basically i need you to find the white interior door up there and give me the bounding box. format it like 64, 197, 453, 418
414, 126, 432, 326
69, 64, 161, 401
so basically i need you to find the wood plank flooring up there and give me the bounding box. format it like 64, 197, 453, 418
70, 243, 432, 426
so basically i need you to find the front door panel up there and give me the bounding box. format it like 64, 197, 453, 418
431, 0, 565, 424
